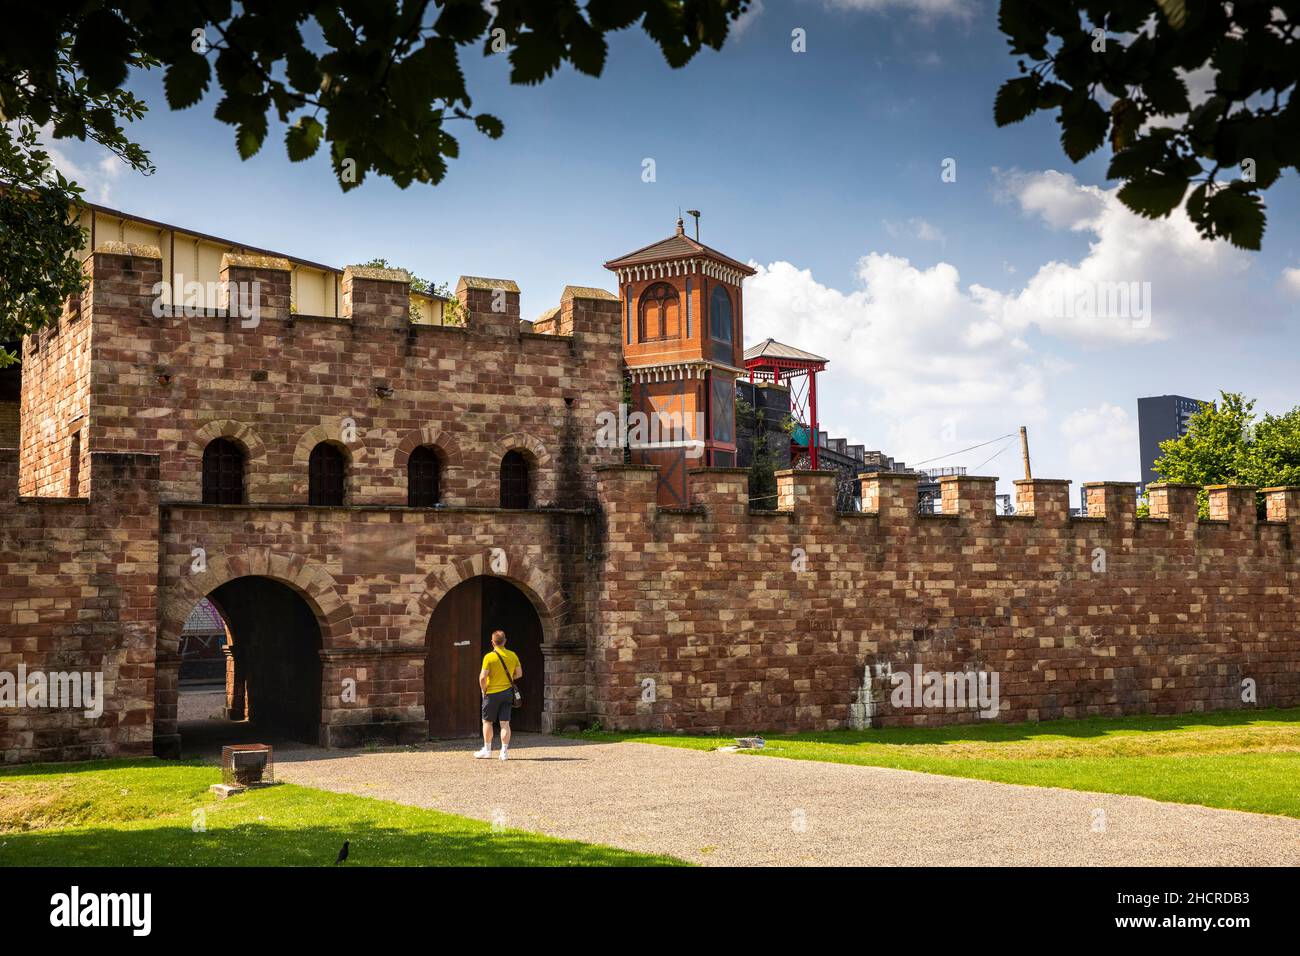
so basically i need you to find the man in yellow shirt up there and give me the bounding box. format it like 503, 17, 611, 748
474, 629, 522, 761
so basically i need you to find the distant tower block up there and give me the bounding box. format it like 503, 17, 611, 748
605, 218, 756, 506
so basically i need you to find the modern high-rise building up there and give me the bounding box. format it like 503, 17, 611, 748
1137, 395, 1209, 490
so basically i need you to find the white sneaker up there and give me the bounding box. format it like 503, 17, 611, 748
499, 748, 509, 761
473, 746, 492, 758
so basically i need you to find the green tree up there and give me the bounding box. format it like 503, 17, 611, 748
0, 40, 154, 365
1153, 391, 1300, 515
737, 397, 793, 507
996, 0, 1299, 250
356, 257, 463, 325
1, 1, 747, 353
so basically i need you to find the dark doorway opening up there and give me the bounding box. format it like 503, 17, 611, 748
425, 576, 544, 737
177, 576, 323, 754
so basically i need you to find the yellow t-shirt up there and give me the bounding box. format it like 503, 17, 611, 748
481, 648, 521, 694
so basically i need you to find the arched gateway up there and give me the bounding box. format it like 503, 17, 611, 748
424, 576, 545, 737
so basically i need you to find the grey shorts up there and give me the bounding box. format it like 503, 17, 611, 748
481, 688, 514, 723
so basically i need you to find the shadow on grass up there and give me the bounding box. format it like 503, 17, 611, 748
0, 818, 681, 867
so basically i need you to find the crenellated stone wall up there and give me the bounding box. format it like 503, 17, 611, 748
591, 467, 1300, 732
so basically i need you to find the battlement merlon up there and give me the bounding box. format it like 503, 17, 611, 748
860, 472, 919, 527
1262, 487, 1300, 528
691, 467, 751, 519
1014, 478, 1072, 524
456, 276, 520, 337
559, 285, 621, 341
1081, 481, 1140, 524
774, 469, 837, 515
937, 474, 998, 523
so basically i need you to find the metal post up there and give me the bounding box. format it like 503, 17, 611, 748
809, 368, 819, 470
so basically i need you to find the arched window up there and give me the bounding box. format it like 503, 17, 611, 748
638, 283, 681, 342
500, 451, 530, 509
408, 445, 442, 507
709, 285, 733, 363
308, 442, 346, 506
202, 438, 245, 504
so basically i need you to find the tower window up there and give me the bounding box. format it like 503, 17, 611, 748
308, 442, 347, 506
710, 285, 733, 363
685, 277, 693, 338
202, 438, 245, 504
626, 285, 633, 344
638, 283, 681, 342
408, 445, 442, 507
500, 451, 530, 509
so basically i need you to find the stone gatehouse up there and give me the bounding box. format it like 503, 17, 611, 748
1, 212, 1298, 763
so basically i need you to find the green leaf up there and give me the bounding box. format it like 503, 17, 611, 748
993, 76, 1040, 127
164, 52, 212, 110
1117, 170, 1189, 219
566, 20, 608, 77
73, 10, 133, 93
1059, 98, 1108, 161
474, 114, 503, 139
1156, 0, 1187, 30
509, 31, 565, 86
1143, 69, 1189, 116
1205, 187, 1266, 250
285, 116, 323, 162
236, 118, 267, 160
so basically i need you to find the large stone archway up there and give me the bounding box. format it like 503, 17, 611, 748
155, 549, 351, 756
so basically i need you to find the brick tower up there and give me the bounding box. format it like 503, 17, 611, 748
605, 219, 755, 505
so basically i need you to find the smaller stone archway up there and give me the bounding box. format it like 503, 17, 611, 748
424, 575, 546, 737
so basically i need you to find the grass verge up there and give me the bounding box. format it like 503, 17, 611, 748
568, 707, 1300, 818
0, 758, 684, 867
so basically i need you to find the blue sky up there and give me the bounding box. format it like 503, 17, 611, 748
50, 0, 1300, 497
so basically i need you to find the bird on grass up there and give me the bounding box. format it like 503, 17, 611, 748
335, 840, 349, 865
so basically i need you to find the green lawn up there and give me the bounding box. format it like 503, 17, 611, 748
0, 759, 684, 867
570, 708, 1300, 819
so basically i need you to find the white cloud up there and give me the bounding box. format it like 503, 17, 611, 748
743, 254, 1052, 481
1059, 403, 1140, 482
982, 168, 1253, 346
882, 217, 945, 243
1281, 267, 1300, 297
31, 124, 125, 203
732, 0, 765, 36
823, 0, 974, 17
741, 167, 1286, 491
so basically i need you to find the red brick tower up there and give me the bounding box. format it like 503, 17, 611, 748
605, 219, 755, 505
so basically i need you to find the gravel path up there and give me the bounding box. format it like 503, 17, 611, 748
273, 734, 1300, 866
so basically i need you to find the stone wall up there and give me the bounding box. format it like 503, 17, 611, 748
18, 276, 92, 497
591, 466, 1300, 732
0, 449, 160, 763
156, 503, 594, 750
76, 249, 625, 508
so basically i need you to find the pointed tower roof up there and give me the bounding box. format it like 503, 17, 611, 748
604, 218, 756, 276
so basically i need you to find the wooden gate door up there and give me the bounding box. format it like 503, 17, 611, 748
424, 577, 484, 737
480, 577, 544, 732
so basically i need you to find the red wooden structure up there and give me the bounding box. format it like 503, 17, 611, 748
743, 338, 829, 470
